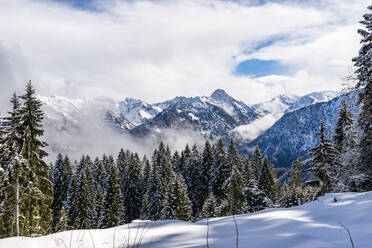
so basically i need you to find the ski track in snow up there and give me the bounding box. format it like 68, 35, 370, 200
1, 192, 371, 248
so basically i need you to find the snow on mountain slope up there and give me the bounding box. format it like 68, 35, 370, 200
285, 91, 342, 113
252, 93, 300, 117
246, 90, 360, 168
130, 89, 261, 140
252, 91, 341, 117
233, 90, 341, 141
119, 97, 161, 126
2, 191, 371, 248
39, 95, 134, 159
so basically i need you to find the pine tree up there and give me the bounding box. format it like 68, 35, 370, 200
200, 141, 214, 212
51, 154, 72, 229
55, 207, 68, 232
201, 192, 218, 218
118, 151, 143, 222
333, 100, 360, 191
18, 81, 53, 236
93, 184, 103, 228
210, 138, 229, 205
252, 146, 263, 181
161, 175, 192, 221
260, 156, 280, 204
333, 99, 356, 153
223, 139, 245, 215
74, 156, 95, 229
66, 174, 78, 228
241, 155, 269, 212
186, 144, 204, 217
99, 161, 125, 228
308, 121, 338, 196
280, 158, 303, 207
352, 5, 372, 190
172, 151, 181, 174
144, 156, 163, 220
0, 93, 28, 237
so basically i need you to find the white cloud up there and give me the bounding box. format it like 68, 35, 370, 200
232, 114, 278, 141
0, 0, 367, 110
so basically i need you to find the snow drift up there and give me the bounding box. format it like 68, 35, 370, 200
1, 192, 371, 248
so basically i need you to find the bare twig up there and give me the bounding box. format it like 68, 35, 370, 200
232, 216, 239, 248
340, 223, 355, 248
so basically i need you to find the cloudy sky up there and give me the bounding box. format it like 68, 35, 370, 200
0, 0, 368, 109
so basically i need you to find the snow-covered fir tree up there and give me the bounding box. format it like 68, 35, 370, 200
66, 174, 78, 227
74, 156, 95, 229
252, 146, 263, 182
260, 156, 280, 205
223, 139, 245, 215
51, 154, 72, 229
55, 206, 68, 232
332, 99, 361, 192
308, 121, 338, 196
0, 93, 27, 237
201, 192, 219, 218
352, 4, 372, 190
117, 150, 143, 222
161, 174, 193, 221
186, 144, 204, 217
280, 157, 303, 207
99, 160, 125, 228
210, 138, 229, 207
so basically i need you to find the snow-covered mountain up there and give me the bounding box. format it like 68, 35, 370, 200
2, 191, 371, 248
130, 89, 261, 140
38, 89, 344, 162
245, 90, 360, 168
119, 97, 162, 126
252, 91, 341, 117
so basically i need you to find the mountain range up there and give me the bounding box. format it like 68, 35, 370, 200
39, 88, 350, 167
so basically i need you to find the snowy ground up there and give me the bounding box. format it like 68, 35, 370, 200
1, 192, 372, 248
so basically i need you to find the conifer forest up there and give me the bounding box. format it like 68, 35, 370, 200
0, 1, 371, 247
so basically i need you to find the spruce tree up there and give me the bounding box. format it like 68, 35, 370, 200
144, 157, 163, 220
241, 155, 269, 212
281, 158, 303, 207
99, 161, 125, 228
201, 192, 218, 218
18, 81, 53, 236
333, 100, 360, 191
74, 156, 95, 229
223, 140, 245, 215
200, 141, 214, 212
55, 207, 68, 232
93, 185, 103, 228
118, 152, 143, 222
252, 146, 263, 181
187, 144, 204, 216
260, 156, 280, 204
210, 138, 229, 205
352, 5, 372, 190
66, 174, 78, 228
308, 121, 338, 196
0, 93, 28, 237
161, 175, 192, 221
51, 154, 72, 229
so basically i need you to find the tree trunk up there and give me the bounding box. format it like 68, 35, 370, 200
16, 175, 19, 237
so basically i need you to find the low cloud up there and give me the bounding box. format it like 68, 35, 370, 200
232, 114, 278, 141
